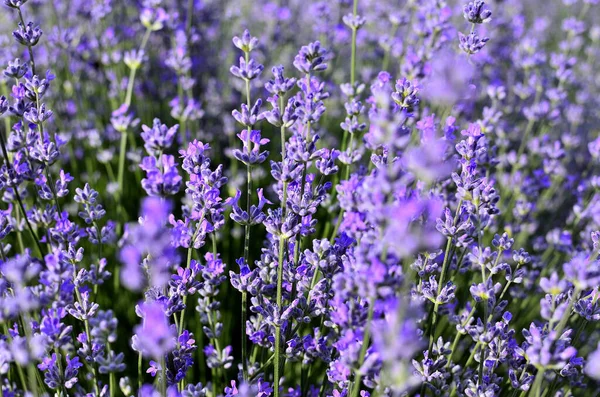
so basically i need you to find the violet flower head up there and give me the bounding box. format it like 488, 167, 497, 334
140, 7, 168, 31
141, 118, 178, 157
119, 197, 178, 290
4, 58, 28, 79
265, 66, 296, 95
563, 253, 600, 290
463, 1, 492, 24
342, 14, 366, 30
4, 0, 29, 8
133, 301, 176, 359
293, 41, 328, 74
392, 78, 420, 113
230, 57, 264, 80
13, 22, 42, 47
232, 130, 270, 165
232, 29, 259, 53
458, 31, 490, 55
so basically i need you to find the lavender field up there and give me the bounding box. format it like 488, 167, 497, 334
0, 0, 599, 396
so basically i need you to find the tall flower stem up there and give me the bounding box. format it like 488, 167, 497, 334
106, 342, 116, 397
178, 219, 204, 335
293, 72, 312, 268
331, 0, 359, 244
381, 23, 400, 72
429, 199, 463, 349
350, 0, 358, 87
117, 27, 152, 200
350, 296, 375, 397
342, 0, 359, 157
274, 92, 290, 397
75, 288, 100, 395
20, 313, 39, 396
138, 352, 143, 391
241, 50, 253, 381
274, 232, 286, 397
0, 120, 44, 256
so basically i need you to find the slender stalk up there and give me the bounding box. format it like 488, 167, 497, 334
274, 237, 285, 397
179, 220, 204, 334
241, 50, 253, 381
350, 297, 374, 397
428, 200, 463, 349
341, 0, 359, 157
0, 120, 44, 256
349, 0, 358, 86
160, 356, 167, 397
381, 24, 400, 72
186, 0, 194, 36
332, 2, 360, 244
554, 287, 580, 336
75, 288, 100, 395
45, 167, 62, 214
329, 209, 344, 244
529, 367, 545, 397
249, 354, 275, 382
343, 134, 354, 181
117, 27, 152, 199
21, 313, 39, 396
117, 127, 129, 199
446, 306, 476, 368
138, 352, 143, 391
293, 72, 312, 268
106, 342, 116, 397
274, 93, 290, 397
429, 236, 453, 347
0, 94, 20, 257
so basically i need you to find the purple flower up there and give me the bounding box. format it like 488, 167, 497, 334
13, 22, 42, 47
293, 41, 328, 73
141, 119, 178, 157
458, 31, 489, 55
232, 29, 259, 53
463, 1, 492, 24
133, 301, 176, 359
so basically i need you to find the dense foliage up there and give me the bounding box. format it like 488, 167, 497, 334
0, 0, 599, 396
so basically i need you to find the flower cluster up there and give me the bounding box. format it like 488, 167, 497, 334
0, 0, 599, 396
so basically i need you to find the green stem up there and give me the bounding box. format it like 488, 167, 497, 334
446, 306, 476, 368
0, 119, 44, 256
117, 128, 129, 200
75, 288, 100, 395
429, 200, 463, 349
529, 367, 545, 397
350, 0, 358, 86
241, 51, 253, 382
273, 94, 290, 397
138, 352, 143, 391
429, 237, 453, 347
117, 27, 152, 203
179, 222, 204, 334
159, 356, 167, 397
350, 297, 374, 397
382, 24, 400, 72
341, 0, 359, 160
274, 232, 287, 397
21, 313, 39, 396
